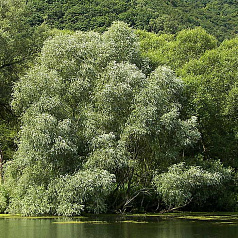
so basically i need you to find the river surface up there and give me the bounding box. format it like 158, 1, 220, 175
0, 215, 237, 238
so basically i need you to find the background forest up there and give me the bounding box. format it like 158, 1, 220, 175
0, 0, 237, 216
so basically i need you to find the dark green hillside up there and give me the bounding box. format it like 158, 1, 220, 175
26, 0, 238, 41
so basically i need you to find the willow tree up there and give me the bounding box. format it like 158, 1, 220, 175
153, 161, 232, 212
3, 22, 200, 215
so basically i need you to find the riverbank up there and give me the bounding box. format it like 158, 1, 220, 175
0, 212, 237, 223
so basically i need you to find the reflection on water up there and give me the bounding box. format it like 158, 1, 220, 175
0, 217, 237, 238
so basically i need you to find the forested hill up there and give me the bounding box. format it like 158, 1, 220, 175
27, 0, 238, 41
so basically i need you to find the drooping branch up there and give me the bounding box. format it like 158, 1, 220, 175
159, 197, 193, 214
122, 188, 152, 213
0, 58, 27, 70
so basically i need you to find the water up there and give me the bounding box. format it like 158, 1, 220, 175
0, 216, 237, 238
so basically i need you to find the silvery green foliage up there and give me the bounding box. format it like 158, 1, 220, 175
7, 185, 51, 216
121, 67, 200, 165
12, 67, 64, 115
4, 159, 55, 216
5, 162, 115, 216
41, 31, 107, 78
85, 133, 130, 173
103, 21, 139, 63
17, 113, 79, 173
48, 169, 115, 215
94, 61, 146, 131
153, 161, 232, 210
7, 21, 201, 215
0, 185, 7, 213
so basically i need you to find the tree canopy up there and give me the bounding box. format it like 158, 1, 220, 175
0, 1, 237, 215
0, 22, 234, 215
1, 22, 217, 215
25, 0, 238, 41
